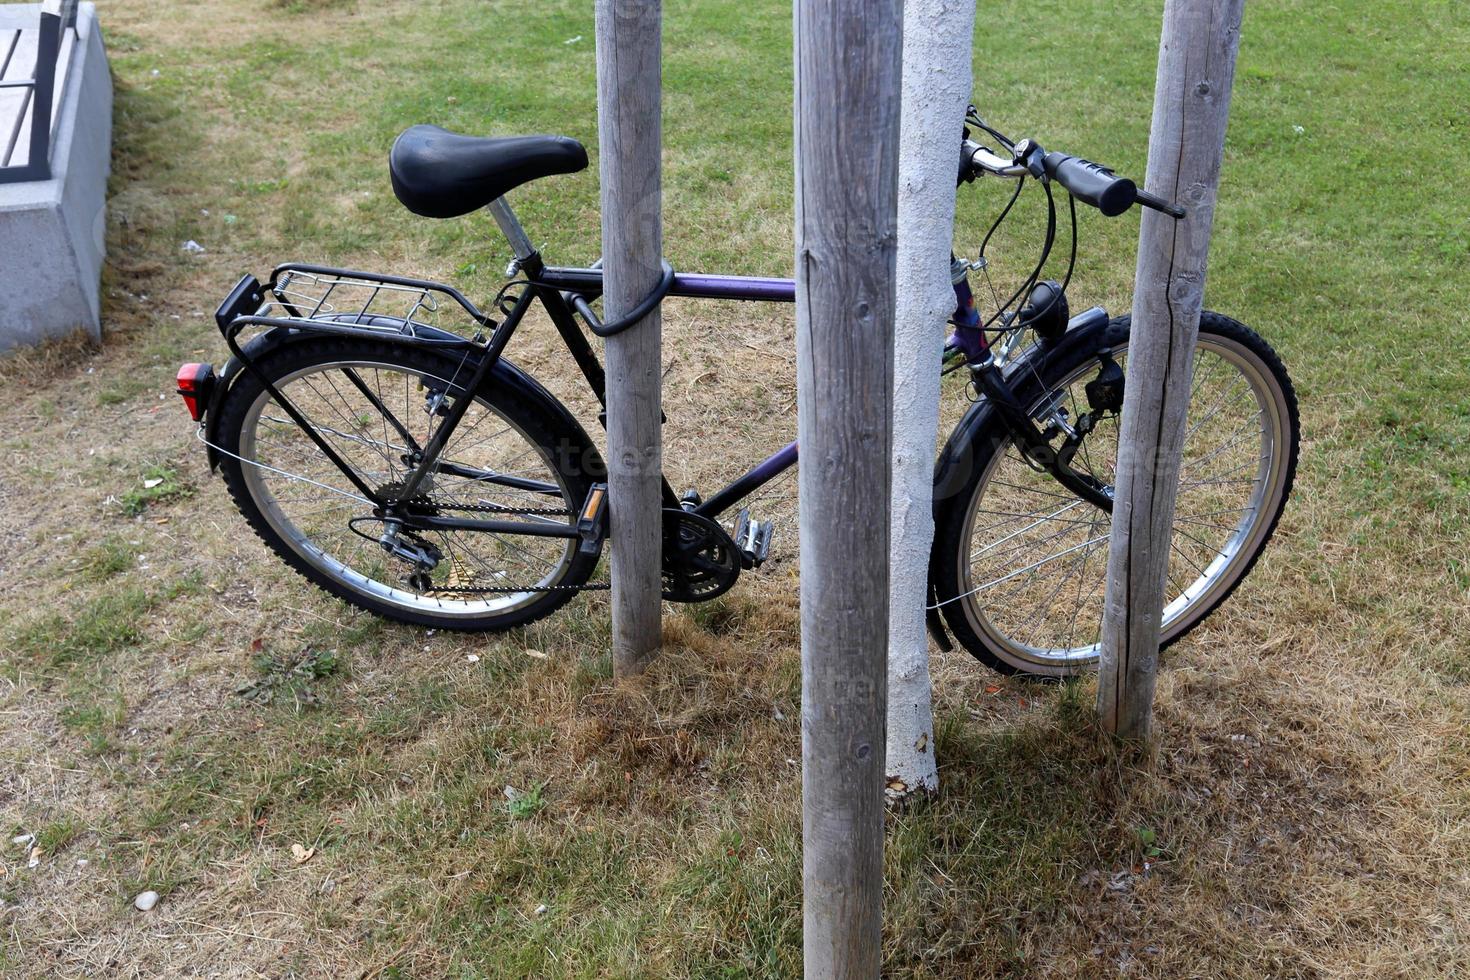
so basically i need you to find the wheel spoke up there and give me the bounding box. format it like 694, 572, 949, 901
236, 355, 581, 619
952, 328, 1293, 673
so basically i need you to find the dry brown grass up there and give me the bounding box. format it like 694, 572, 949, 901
2, 0, 1469, 976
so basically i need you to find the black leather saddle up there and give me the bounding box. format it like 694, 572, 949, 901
389, 124, 588, 219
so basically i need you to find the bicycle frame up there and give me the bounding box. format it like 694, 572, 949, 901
353, 194, 815, 528
214, 194, 1101, 543
528, 262, 800, 521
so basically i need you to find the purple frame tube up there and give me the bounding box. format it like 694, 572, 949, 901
669, 272, 796, 303
667, 275, 797, 517
533, 265, 803, 517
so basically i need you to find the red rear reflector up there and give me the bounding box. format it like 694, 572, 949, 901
176, 363, 216, 422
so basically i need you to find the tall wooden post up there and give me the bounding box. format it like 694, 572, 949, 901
794, 0, 902, 973
1097, 0, 1246, 738
886, 0, 977, 801
595, 0, 663, 677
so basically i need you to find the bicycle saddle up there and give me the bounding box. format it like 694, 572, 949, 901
389, 125, 588, 219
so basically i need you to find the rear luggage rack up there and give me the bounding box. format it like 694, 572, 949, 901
214, 264, 495, 351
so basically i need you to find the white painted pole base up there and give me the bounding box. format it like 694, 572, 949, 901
885, 0, 978, 800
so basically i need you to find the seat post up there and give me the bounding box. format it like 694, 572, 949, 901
486, 197, 537, 262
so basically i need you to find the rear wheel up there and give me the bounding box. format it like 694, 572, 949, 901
933, 312, 1299, 677
215, 337, 601, 631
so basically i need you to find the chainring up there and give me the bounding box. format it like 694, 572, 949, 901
661, 508, 740, 603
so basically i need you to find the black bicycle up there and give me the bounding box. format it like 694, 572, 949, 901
177, 109, 1298, 677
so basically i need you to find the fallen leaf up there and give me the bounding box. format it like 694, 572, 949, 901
985, 685, 1002, 694
524, 649, 548, 660
290, 844, 315, 864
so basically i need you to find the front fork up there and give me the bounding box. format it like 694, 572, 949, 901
947, 263, 1114, 514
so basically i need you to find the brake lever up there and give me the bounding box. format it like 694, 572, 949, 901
1012, 138, 1047, 179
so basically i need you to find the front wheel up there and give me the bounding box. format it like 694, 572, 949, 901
932, 312, 1299, 677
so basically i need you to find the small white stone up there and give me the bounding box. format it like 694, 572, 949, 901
181, 240, 206, 254
533, 904, 548, 916
134, 890, 160, 912
76, 858, 88, 868
465, 654, 479, 663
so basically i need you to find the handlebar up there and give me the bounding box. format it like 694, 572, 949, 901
1042, 152, 1136, 217
961, 134, 1186, 220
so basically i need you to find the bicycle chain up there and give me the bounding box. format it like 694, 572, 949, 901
388, 495, 572, 517
389, 495, 605, 595
424, 581, 609, 595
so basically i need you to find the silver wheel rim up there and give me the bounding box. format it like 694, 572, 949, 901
239, 357, 578, 619
955, 333, 1291, 674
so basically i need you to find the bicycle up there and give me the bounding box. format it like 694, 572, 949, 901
176, 108, 1299, 678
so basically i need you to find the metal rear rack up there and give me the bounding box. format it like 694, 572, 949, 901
215, 263, 496, 351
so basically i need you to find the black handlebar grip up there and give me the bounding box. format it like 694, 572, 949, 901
1043, 151, 1137, 217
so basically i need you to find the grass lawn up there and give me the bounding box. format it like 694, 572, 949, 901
2, 0, 1469, 975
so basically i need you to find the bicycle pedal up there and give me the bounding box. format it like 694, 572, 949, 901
576, 483, 609, 555
731, 508, 774, 569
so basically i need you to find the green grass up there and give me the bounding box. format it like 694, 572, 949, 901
118, 464, 192, 516
0, 0, 1467, 976
10, 585, 153, 668
236, 645, 344, 709
78, 536, 138, 581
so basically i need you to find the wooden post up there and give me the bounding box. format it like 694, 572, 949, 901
1097, 0, 1246, 738
794, 0, 902, 973
595, 0, 663, 678
886, 0, 977, 801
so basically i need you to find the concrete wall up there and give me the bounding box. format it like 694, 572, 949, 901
0, 3, 111, 351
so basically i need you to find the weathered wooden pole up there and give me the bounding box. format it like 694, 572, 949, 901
1097, 0, 1246, 738
595, 0, 663, 677
794, 0, 902, 973
886, 0, 977, 800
